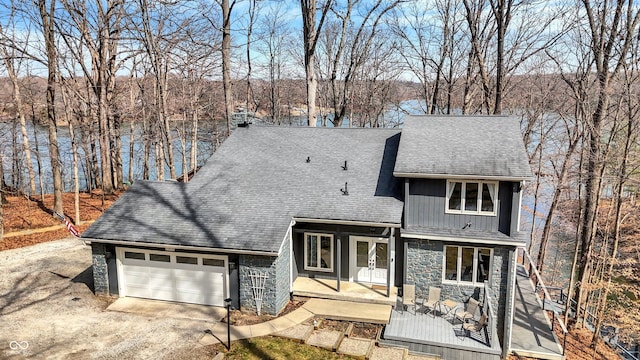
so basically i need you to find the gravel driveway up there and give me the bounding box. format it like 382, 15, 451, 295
0, 238, 218, 359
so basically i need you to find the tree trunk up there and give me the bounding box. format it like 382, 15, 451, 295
60, 83, 81, 225
31, 111, 45, 202
38, 0, 63, 215
537, 123, 580, 274
221, 0, 234, 134
301, 0, 331, 127
1, 50, 36, 195
88, 124, 101, 189
190, 107, 198, 175
129, 120, 134, 185
0, 151, 4, 241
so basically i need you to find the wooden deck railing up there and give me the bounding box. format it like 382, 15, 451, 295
518, 247, 569, 356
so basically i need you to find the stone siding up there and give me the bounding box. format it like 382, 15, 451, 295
91, 243, 109, 296
405, 239, 511, 336
239, 246, 290, 316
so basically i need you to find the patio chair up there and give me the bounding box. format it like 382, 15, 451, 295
461, 313, 489, 344
454, 297, 479, 324
421, 287, 441, 317
401, 284, 416, 314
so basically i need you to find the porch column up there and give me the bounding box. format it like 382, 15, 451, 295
336, 233, 341, 292
387, 228, 395, 297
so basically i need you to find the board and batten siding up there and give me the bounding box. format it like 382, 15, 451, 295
405, 178, 515, 234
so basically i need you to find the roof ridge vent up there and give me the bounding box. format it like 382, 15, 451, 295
341, 182, 349, 195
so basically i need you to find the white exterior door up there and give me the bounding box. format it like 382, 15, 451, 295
117, 248, 228, 306
350, 236, 388, 285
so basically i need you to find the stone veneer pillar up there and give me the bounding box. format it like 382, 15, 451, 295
91, 243, 109, 296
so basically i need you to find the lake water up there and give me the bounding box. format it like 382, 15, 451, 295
0, 121, 217, 193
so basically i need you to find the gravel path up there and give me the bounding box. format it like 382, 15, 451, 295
0, 238, 218, 359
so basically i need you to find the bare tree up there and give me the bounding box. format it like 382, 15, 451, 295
571, 0, 640, 328
0, 17, 36, 196
321, 0, 402, 127
256, 3, 293, 124
135, 0, 181, 180
220, 0, 236, 135
36, 0, 64, 215
301, 0, 332, 126
57, 0, 127, 192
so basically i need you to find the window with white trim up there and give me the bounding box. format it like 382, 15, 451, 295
443, 246, 492, 285
446, 180, 497, 215
304, 233, 333, 272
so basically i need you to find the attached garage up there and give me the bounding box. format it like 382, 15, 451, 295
116, 248, 228, 307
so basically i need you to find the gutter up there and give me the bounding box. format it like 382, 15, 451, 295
292, 217, 401, 228
82, 237, 278, 256
393, 172, 532, 182
400, 232, 525, 247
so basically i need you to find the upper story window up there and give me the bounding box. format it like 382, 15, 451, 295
304, 233, 333, 272
446, 180, 497, 216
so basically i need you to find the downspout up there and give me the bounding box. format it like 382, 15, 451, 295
289, 219, 296, 294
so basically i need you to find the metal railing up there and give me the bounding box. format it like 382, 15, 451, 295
519, 247, 569, 356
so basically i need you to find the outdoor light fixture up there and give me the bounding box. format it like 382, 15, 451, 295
224, 298, 232, 350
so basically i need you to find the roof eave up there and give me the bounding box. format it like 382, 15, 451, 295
400, 231, 526, 247
82, 237, 279, 256
293, 217, 401, 228
393, 171, 533, 182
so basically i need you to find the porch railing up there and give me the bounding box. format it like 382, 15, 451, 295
518, 247, 569, 357
484, 281, 498, 346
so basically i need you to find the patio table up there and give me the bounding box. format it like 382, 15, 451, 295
439, 299, 458, 319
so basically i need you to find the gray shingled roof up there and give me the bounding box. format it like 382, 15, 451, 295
82, 126, 404, 253
394, 115, 532, 179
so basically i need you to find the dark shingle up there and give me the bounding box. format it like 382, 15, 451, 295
83, 126, 404, 253
394, 115, 532, 179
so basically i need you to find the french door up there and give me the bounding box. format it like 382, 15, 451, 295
350, 236, 388, 284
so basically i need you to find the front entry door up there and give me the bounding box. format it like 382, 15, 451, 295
350, 236, 388, 284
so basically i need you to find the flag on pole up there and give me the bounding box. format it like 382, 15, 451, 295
54, 211, 80, 237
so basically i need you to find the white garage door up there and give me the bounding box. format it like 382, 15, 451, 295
117, 248, 228, 306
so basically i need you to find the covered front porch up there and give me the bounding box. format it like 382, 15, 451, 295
291, 221, 401, 306
292, 277, 397, 306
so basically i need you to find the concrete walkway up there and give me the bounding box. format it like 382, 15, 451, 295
199, 303, 315, 345
199, 298, 391, 345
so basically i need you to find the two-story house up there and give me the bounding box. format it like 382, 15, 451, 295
82, 115, 531, 359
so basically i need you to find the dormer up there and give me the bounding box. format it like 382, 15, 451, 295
393, 115, 532, 240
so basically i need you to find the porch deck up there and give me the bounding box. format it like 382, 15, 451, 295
381, 306, 502, 360
292, 277, 397, 306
